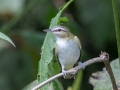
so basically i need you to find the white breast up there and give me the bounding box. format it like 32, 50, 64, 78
56, 38, 80, 70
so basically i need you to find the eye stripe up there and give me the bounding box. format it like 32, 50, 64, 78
52, 29, 67, 32
53, 29, 61, 32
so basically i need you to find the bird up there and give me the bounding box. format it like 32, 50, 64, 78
43, 26, 84, 79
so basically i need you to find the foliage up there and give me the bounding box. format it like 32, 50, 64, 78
0, 32, 15, 47
37, 0, 73, 90
89, 1, 120, 89
111, 0, 120, 65
89, 58, 120, 90
0, 0, 119, 90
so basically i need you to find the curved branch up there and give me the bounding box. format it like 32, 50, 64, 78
32, 52, 117, 90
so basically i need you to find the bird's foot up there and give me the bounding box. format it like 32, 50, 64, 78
62, 69, 75, 79
62, 69, 68, 76
78, 62, 85, 69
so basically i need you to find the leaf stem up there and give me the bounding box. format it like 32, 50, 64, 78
111, 0, 120, 65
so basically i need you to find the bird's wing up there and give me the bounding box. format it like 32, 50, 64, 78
54, 43, 61, 68
74, 36, 82, 49
74, 36, 82, 65
54, 43, 58, 59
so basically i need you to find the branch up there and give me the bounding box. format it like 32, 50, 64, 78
101, 52, 118, 90
31, 52, 117, 90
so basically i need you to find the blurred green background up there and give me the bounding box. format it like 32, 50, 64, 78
0, 0, 119, 90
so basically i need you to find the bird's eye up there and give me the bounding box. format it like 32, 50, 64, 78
58, 29, 61, 32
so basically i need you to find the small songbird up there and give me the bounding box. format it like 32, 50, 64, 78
43, 26, 83, 79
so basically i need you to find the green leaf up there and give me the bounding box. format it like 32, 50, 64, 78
37, 0, 73, 90
89, 58, 120, 90
58, 17, 68, 25
47, 62, 64, 90
0, 32, 15, 47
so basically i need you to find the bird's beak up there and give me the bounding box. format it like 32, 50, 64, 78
43, 29, 51, 32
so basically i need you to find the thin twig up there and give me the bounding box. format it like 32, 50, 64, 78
105, 61, 118, 90
32, 52, 117, 90
100, 52, 118, 90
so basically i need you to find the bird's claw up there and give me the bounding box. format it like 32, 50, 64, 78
62, 69, 75, 79
62, 69, 68, 76
78, 62, 85, 69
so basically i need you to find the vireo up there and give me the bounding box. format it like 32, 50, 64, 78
44, 26, 84, 79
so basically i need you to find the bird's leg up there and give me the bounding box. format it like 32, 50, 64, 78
78, 62, 85, 69
61, 65, 75, 79
61, 66, 67, 75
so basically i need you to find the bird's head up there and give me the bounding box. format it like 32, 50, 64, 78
43, 26, 70, 38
